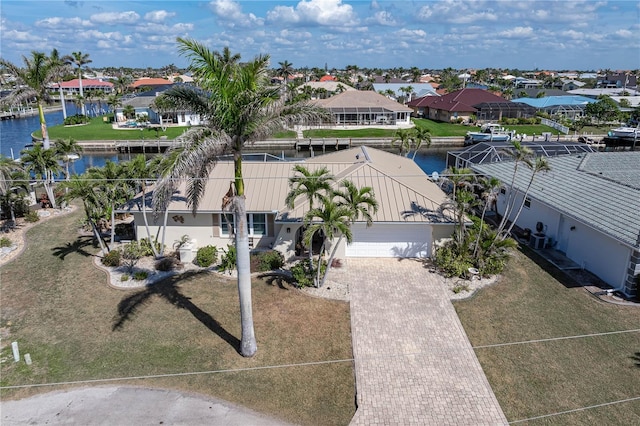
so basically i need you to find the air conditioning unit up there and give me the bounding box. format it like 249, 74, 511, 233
529, 233, 546, 250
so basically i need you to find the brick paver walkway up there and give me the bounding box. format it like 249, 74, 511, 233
344, 258, 507, 425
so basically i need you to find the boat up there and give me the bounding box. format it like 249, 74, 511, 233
465, 123, 515, 145
608, 125, 639, 140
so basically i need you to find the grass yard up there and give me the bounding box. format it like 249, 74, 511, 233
454, 247, 640, 425
0, 207, 355, 426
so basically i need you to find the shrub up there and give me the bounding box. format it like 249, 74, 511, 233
219, 245, 236, 274
433, 244, 474, 278
139, 238, 162, 257
122, 241, 146, 272
155, 256, 181, 271
290, 260, 326, 288
63, 114, 90, 125
120, 274, 130, 282
24, 211, 39, 223
0, 237, 12, 248
101, 249, 121, 267
256, 250, 285, 272
132, 271, 148, 281
195, 245, 218, 267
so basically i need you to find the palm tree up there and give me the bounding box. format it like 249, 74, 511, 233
0, 155, 21, 196
392, 128, 413, 157
0, 51, 67, 149
318, 180, 378, 287
87, 160, 132, 246
0, 156, 26, 226
285, 165, 334, 210
410, 127, 432, 160
54, 138, 83, 181
215, 46, 241, 66
106, 94, 122, 117
59, 174, 109, 255
504, 157, 551, 238
64, 51, 92, 116
124, 154, 160, 258
154, 39, 330, 357
496, 141, 533, 237
303, 196, 353, 287
20, 143, 62, 208
473, 176, 501, 257
49, 49, 70, 120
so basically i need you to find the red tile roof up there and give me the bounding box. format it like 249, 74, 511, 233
57, 79, 113, 89
408, 88, 508, 112
319, 75, 337, 82
130, 78, 173, 88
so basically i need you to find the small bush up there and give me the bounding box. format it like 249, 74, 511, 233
219, 245, 236, 274
290, 260, 326, 288
195, 245, 218, 267
101, 249, 121, 267
257, 250, 285, 272
452, 283, 470, 294
132, 271, 148, 281
120, 274, 130, 282
122, 241, 146, 272
155, 256, 181, 271
24, 211, 39, 223
139, 238, 162, 257
0, 237, 12, 248
63, 114, 90, 125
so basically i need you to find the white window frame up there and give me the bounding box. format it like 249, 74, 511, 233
220, 213, 267, 237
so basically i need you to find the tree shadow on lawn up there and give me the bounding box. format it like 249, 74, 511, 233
51, 236, 96, 260
632, 352, 640, 368
517, 245, 585, 289
112, 270, 241, 354
257, 271, 295, 289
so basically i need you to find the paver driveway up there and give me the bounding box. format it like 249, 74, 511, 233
344, 258, 507, 425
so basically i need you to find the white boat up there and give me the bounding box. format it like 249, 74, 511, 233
465, 123, 515, 145
608, 126, 640, 139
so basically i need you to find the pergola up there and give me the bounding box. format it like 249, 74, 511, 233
325, 106, 407, 125
542, 104, 586, 119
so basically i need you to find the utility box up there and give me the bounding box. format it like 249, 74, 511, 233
529, 233, 546, 250
179, 239, 197, 263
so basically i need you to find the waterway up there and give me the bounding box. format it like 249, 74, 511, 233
0, 104, 448, 176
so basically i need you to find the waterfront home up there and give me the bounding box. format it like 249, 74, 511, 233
311, 90, 413, 126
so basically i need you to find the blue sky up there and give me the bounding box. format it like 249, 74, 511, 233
1, 1, 639, 71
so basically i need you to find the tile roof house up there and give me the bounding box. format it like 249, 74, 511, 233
130, 78, 174, 90
311, 90, 413, 126
55, 79, 114, 95
116, 85, 202, 126
407, 88, 510, 122
120, 147, 456, 261
472, 152, 640, 297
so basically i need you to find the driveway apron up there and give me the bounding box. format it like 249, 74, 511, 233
346, 259, 507, 425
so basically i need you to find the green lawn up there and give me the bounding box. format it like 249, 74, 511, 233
0, 207, 355, 426
454, 248, 640, 425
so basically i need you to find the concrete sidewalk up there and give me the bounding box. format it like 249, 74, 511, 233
1, 386, 293, 426
346, 258, 507, 425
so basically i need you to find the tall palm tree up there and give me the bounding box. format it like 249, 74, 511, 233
64, 51, 92, 116
277, 60, 294, 83
473, 176, 501, 257
59, 173, 109, 255
392, 128, 413, 157
285, 165, 334, 210
410, 127, 432, 160
0, 155, 21, 196
303, 196, 353, 287
54, 138, 83, 181
87, 160, 132, 245
20, 143, 62, 208
155, 39, 330, 357
125, 154, 160, 258
214, 46, 241, 66
318, 180, 379, 287
504, 157, 551, 239
49, 49, 70, 119
0, 51, 67, 149
497, 141, 533, 236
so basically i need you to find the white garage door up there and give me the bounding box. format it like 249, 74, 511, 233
345, 224, 431, 258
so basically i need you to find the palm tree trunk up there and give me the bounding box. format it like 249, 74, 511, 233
160, 205, 170, 257
43, 171, 57, 208
139, 187, 159, 258
504, 178, 536, 239
320, 235, 343, 288
315, 240, 326, 287
234, 197, 257, 357
473, 201, 489, 257
110, 206, 116, 246
38, 102, 49, 149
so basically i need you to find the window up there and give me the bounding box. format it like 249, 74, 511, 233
524, 198, 531, 209
220, 213, 267, 236
500, 187, 506, 195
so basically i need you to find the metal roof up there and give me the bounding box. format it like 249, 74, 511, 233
472, 152, 640, 248
124, 147, 454, 225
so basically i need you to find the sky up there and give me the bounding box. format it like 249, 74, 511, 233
1, 0, 639, 71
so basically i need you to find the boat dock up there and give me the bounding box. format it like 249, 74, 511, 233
0, 108, 39, 120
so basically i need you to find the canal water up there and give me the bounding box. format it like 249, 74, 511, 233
1, 105, 448, 176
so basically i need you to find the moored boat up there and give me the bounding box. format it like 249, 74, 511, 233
608, 125, 639, 139
465, 123, 515, 145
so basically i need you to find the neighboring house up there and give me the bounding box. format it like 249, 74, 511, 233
54, 79, 114, 96
371, 83, 437, 102
561, 79, 586, 91
472, 152, 640, 298
297, 81, 356, 98
597, 73, 637, 89
130, 78, 173, 91
512, 95, 595, 119
119, 146, 456, 261
408, 88, 510, 122
115, 86, 202, 126
311, 90, 413, 126
568, 88, 640, 98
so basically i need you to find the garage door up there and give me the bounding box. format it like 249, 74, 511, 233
345, 224, 431, 258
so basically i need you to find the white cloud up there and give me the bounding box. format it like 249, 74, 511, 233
144, 10, 176, 23
35, 16, 92, 29
499, 26, 535, 39
394, 28, 427, 39
90, 11, 140, 25
367, 11, 397, 26
266, 0, 358, 26
209, 0, 263, 28
2, 29, 41, 43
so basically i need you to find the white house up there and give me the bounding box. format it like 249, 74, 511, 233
473, 152, 640, 298
120, 147, 456, 261
311, 91, 413, 127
